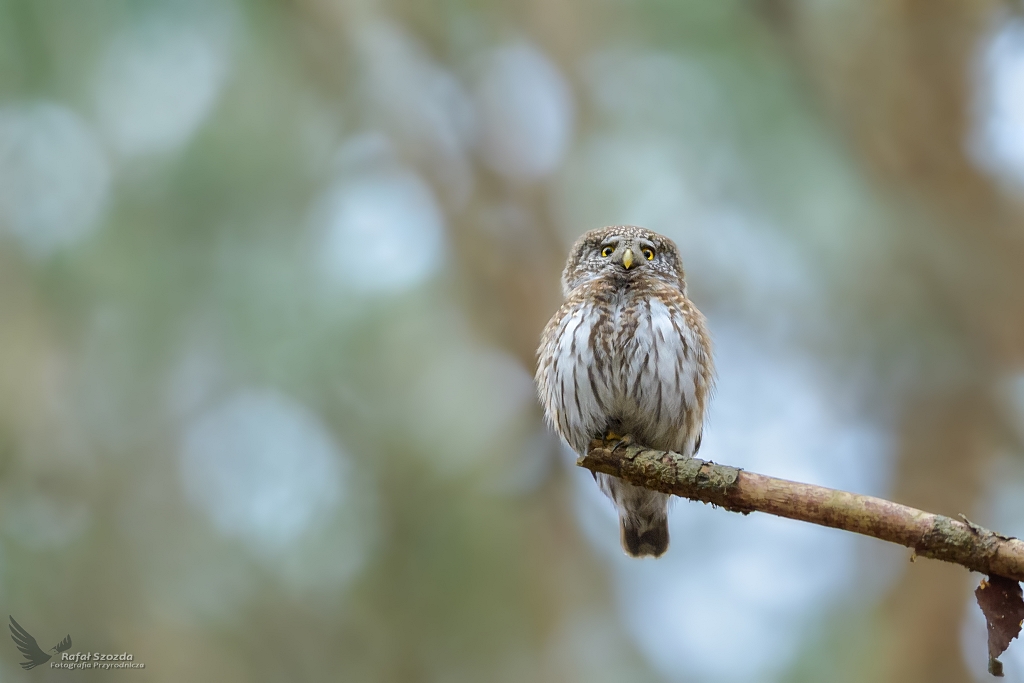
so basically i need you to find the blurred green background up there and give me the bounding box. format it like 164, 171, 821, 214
3, 0, 1024, 681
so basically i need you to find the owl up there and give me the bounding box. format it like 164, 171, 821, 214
536, 226, 714, 557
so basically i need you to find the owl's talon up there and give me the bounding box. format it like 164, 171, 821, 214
609, 434, 634, 452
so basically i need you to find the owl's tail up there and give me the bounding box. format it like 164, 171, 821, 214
619, 511, 669, 558
596, 473, 671, 557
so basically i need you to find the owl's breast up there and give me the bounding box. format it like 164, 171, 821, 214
536, 285, 709, 455
612, 294, 704, 451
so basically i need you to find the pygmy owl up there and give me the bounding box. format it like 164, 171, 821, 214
536, 226, 714, 557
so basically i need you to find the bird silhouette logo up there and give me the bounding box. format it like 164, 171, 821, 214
9, 616, 72, 670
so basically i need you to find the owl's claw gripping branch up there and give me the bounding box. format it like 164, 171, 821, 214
579, 438, 1024, 583
603, 432, 633, 452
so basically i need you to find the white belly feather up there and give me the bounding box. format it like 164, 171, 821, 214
540, 296, 703, 457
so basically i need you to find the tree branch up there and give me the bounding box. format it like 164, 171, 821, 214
579, 438, 1024, 582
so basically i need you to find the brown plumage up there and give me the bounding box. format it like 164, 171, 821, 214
536, 226, 714, 557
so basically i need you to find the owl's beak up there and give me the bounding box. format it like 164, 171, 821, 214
621, 248, 635, 270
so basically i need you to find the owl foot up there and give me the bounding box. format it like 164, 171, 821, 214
604, 431, 634, 452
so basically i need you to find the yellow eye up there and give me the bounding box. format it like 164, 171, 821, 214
643, 248, 655, 261
601, 246, 614, 257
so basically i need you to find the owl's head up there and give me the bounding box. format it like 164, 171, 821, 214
561, 226, 687, 296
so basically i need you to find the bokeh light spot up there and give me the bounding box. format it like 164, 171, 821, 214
94, 14, 231, 157
180, 390, 344, 554
313, 166, 446, 293
474, 43, 574, 180
970, 18, 1024, 190
0, 102, 110, 257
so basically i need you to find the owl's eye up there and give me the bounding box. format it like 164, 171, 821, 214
601, 246, 614, 258
643, 248, 655, 261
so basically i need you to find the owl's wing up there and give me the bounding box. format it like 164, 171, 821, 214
536, 290, 614, 455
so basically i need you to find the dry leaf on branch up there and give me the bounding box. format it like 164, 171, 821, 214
975, 575, 1024, 677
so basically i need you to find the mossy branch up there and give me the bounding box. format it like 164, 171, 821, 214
579, 438, 1024, 582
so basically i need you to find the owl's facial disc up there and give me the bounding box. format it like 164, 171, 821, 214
562, 227, 685, 296
602, 238, 653, 272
